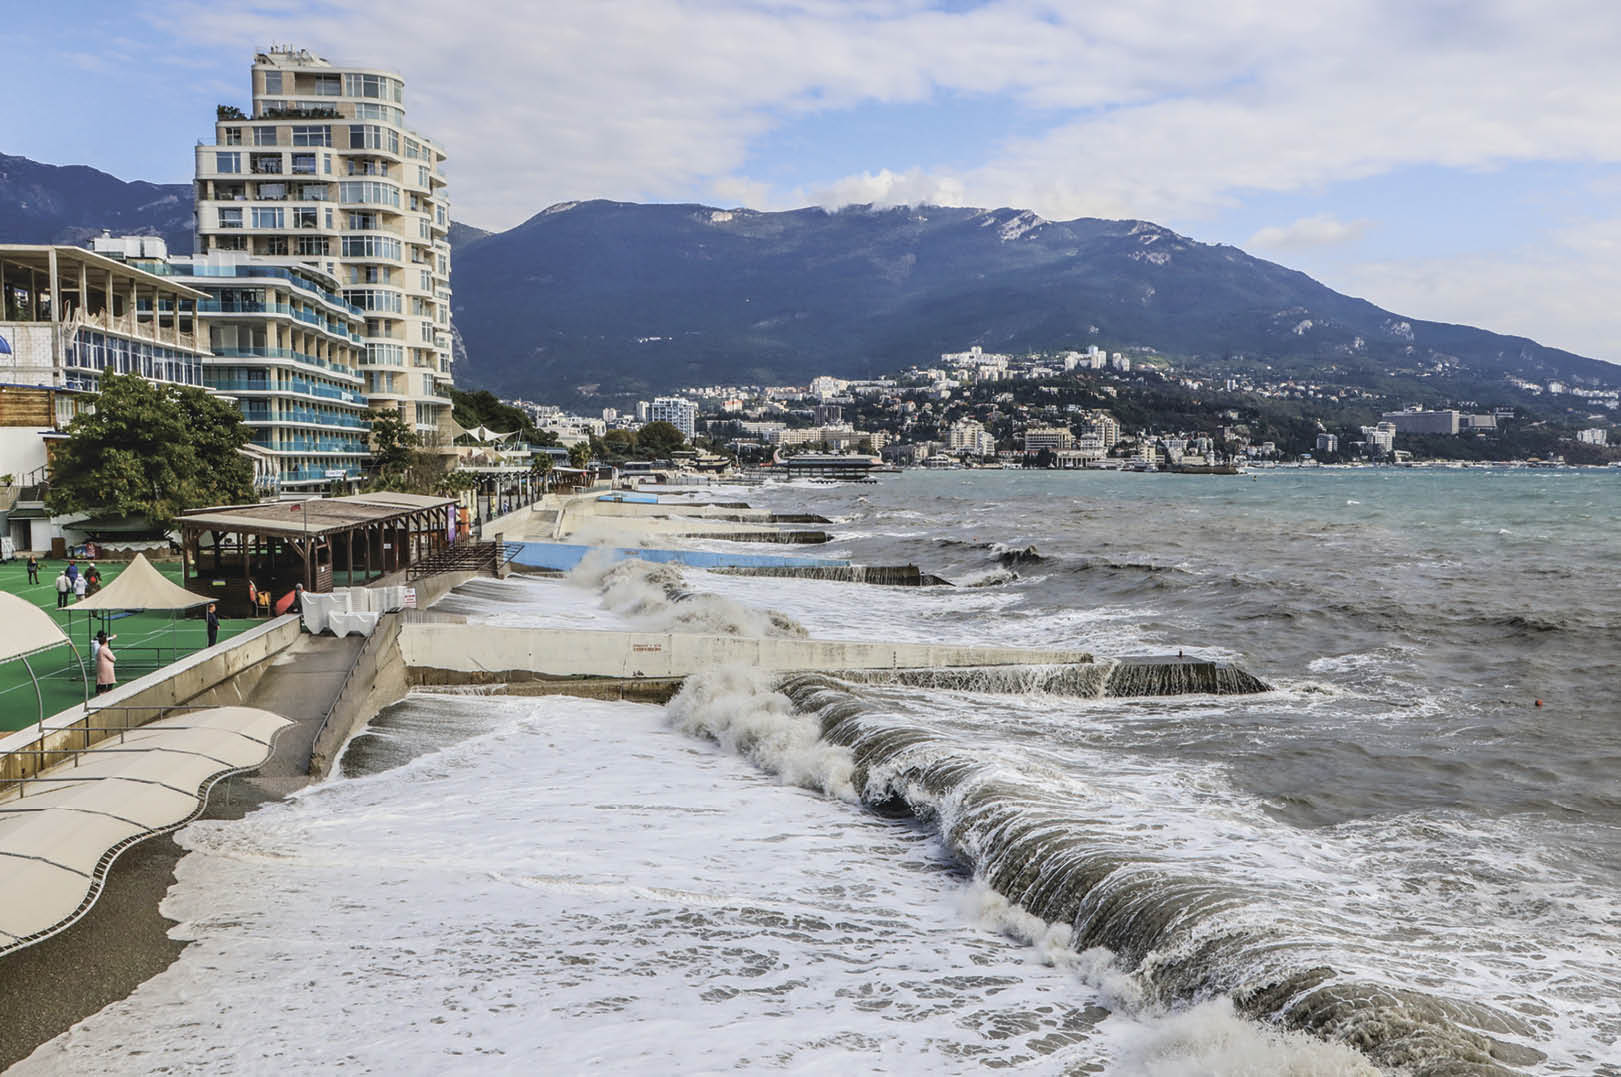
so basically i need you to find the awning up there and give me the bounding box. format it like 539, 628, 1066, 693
0, 593, 70, 662
0, 706, 291, 954
70, 553, 209, 611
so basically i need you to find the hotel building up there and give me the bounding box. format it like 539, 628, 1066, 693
193, 48, 455, 449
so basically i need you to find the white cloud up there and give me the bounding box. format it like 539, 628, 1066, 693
807, 167, 968, 210
1248, 214, 1371, 251
158, 1, 1621, 229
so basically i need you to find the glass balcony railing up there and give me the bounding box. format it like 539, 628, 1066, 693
144, 263, 365, 318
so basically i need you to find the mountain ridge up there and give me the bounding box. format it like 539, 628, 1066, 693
3, 154, 1615, 401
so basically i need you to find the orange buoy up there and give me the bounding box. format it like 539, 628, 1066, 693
1535, 699, 1543, 707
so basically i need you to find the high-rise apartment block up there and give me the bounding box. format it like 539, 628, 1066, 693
194, 48, 455, 448
646, 396, 698, 440
90, 235, 371, 494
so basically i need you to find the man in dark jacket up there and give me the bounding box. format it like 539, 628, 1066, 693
206, 603, 220, 647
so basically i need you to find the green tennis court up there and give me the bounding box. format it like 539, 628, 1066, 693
0, 558, 257, 732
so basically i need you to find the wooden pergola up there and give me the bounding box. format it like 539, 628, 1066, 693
176, 493, 454, 616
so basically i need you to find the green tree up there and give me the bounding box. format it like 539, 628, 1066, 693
567, 441, 593, 470
531, 452, 555, 490
636, 420, 686, 458
369, 408, 419, 473
46, 373, 254, 527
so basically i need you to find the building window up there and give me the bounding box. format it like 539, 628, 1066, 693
263, 70, 283, 95
341, 235, 402, 260
338, 181, 401, 207
420, 269, 432, 292
344, 289, 403, 314
295, 236, 328, 256
365, 342, 404, 366
312, 74, 341, 96
213, 234, 247, 250
251, 153, 283, 174
218, 207, 244, 228
291, 125, 331, 147
343, 73, 387, 99
216, 152, 242, 173
257, 182, 287, 200
261, 236, 289, 255
293, 207, 318, 228
291, 153, 317, 175
298, 183, 328, 200
223, 127, 243, 145
325, 208, 335, 229
251, 207, 284, 229
253, 126, 278, 146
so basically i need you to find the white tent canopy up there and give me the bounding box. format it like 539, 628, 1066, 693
0, 593, 70, 663
70, 553, 209, 612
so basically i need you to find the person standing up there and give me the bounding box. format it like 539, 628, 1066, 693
248, 580, 258, 616
85, 562, 102, 595
26, 555, 39, 585
95, 635, 117, 694
73, 571, 88, 603
65, 559, 78, 589
55, 569, 70, 608
291, 582, 304, 615
206, 602, 219, 647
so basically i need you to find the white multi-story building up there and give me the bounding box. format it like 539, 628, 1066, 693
1078, 410, 1120, 449
1023, 425, 1073, 452
646, 396, 698, 440
948, 419, 996, 457
194, 47, 455, 450
1576, 427, 1609, 445
1361, 422, 1397, 454
91, 235, 370, 494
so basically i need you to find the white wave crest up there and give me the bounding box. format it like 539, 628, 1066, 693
665, 666, 858, 801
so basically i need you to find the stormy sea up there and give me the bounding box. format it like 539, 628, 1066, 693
16, 469, 1619, 1075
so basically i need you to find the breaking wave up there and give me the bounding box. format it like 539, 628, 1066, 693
665, 669, 1550, 1076
570, 552, 807, 638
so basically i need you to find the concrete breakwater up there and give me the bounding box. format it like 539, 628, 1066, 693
712, 564, 953, 586
398, 624, 1271, 699
841, 659, 1271, 697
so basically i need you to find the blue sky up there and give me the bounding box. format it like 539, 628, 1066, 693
7, 0, 1621, 363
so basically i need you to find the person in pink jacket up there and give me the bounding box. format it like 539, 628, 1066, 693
95, 636, 117, 694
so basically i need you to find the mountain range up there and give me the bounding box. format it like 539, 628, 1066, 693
5, 152, 1617, 402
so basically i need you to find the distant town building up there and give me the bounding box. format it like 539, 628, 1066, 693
1078, 410, 1120, 449
948, 419, 996, 456
645, 396, 698, 440
1576, 427, 1609, 445
1023, 425, 1073, 452
1361, 422, 1397, 454
1459, 413, 1497, 431
1315, 433, 1339, 454
1382, 408, 1460, 435
812, 403, 843, 425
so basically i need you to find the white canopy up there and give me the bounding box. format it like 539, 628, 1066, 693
0, 706, 291, 953
70, 553, 210, 612
0, 592, 71, 663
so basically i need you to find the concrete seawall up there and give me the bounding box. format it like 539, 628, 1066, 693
400, 624, 1096, 681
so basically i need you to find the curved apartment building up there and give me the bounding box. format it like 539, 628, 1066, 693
194, 47, 454, 450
